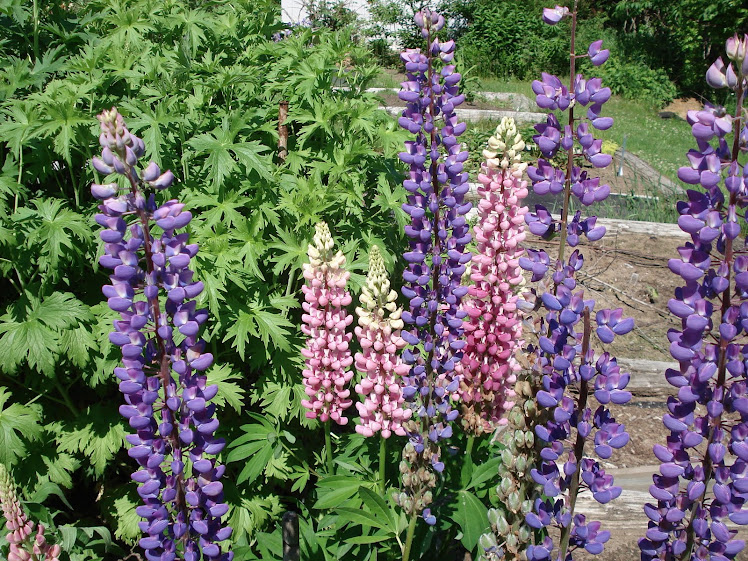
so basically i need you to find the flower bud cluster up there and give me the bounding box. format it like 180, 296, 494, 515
458, 118, 528, 435
396, 9, 472, 523
393, 423, 439, 525
639, 37, 748, 561
515, 6, 633, 560
91, 108, 232, 561
706, 34, 748, 92
354, 246, 412, 438
0, 464, 61, 561
479, 380, 541, 561
301, 222, 354, 425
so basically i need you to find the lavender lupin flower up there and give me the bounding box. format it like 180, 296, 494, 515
91, 108, 232, 561
394, 8, 472, 531
510, 4, 634, 560
639, 34, 748, 561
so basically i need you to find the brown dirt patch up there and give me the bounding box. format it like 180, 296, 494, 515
662, 97, 703, 120
526, 231, 683, 364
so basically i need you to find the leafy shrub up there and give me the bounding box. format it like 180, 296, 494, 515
598, 58, 678, 107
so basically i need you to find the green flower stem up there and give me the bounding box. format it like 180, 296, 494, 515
379, 436, 386, 493
324, 420, 334, 475
402, 512, 418, 561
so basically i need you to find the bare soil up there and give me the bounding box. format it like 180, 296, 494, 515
662, 97, 703, 120
526, 231, 682, 364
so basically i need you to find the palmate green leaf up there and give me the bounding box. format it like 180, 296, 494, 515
0, 101, 43, 156
226, 416, 277, 485
187, 116, 271, 189
97, 0, 158, 48
0, 291, 92, 376
0, 57, 33, 101
373, 174, 408, 231
59, 324, 96, 369
32, 89, 93, 163
186, 189, 247, 229
100, 488, 141, 544
12, 198, 91, 280
41, 453, 78, 491
54, 404, 127, 476
267, 226, 309, 277
163, 7, 212, 58
0, 387, 42, 466
227, 492, 282, 549
252, 381, 294, 421
313, 475, 371, 510
205, 364, 245, 412
223, 300, 293, 360
233, 217, 266, 280
358, 487, 396, 532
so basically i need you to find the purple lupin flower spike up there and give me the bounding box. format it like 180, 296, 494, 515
91, 108, 232, 561
639, 34, 748, 561
510, 3, 633, 560
394, 8, 472, 528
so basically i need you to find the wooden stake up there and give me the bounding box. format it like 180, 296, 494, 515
278, 100, 289, 162
282, 511, 299, 561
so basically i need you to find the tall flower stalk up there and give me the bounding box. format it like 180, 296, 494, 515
354, 246, 412, 489
639, 34, 748, 561
0, 464, 61, 561
91, 108, 232, 561
459, 117, 528, 436
300, 221, 354, 474
393, 8, 472, 557
511, 4, 633, 560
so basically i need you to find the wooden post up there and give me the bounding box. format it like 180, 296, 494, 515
278, 100, 289, 162
282, 511, 300, 561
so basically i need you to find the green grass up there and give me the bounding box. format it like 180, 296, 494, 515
596, 97, 693, 185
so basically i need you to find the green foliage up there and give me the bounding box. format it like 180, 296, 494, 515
441, 0, 569, 79
0, 388, 42, 466
599, 57, 678, 107
0, 0, 408, 557
610, 0, 748, 96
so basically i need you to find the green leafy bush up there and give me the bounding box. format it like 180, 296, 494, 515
598, 58, 678, 107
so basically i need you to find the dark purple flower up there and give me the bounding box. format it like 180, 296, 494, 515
91, 108, 232, 561
395, 9, 471, 525
640, 38, 748, 561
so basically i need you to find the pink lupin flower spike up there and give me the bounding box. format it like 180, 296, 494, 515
0, 464, 62, 561
300, 222, 354, 425
459, 117, 529, 434
354, 245, 413, 438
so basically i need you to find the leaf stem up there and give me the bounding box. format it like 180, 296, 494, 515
324, 419, 334, 475
558, 0, 579, 265
557, 306, 591, 560
54, 378, 79, 416
402, 512, 418, 561
32, 0, 39, 63
379, 436, 387, 494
